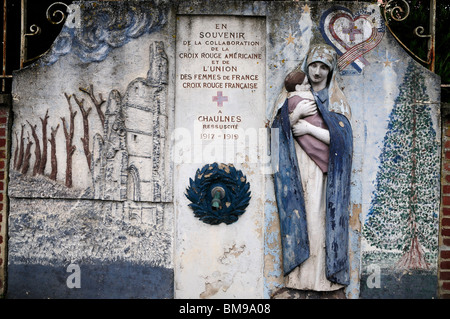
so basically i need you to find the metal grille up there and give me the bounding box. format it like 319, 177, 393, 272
1, 0, 72, 93
0, 0, 448, 93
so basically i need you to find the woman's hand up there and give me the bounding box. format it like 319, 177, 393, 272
289, 100, 317, 126
292, 119, 330, 145
297, 100, 317, 117
292, 119, 310, 137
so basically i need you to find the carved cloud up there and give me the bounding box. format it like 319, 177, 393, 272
43, 1, 168, 64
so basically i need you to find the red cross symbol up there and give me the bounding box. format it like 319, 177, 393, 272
212, 91, 228, 107
342, 21, 362, 42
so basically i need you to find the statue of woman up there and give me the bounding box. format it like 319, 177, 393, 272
271, 44, 353, 291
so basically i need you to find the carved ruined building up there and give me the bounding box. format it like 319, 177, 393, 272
92, 41, 170, 227
10, 41, 170, 229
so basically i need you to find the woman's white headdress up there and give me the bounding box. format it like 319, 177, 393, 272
271, 43, 352, 125
301, 44, 351, 120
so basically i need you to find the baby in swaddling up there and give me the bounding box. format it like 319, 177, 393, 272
285, 71, 329, 173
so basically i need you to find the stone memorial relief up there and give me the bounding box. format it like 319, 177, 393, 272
174, 15, 267, 298
10, 40, 171, 203
7, 1, 175, 298
174, 15, 266, 165
6, 1, 441, 300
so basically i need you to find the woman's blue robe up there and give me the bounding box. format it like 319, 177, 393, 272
271, 88, 353, 285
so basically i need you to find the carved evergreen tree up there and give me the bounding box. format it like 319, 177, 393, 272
363, 60, 439, 269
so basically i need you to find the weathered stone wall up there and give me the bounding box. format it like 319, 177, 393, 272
8, 1, 176, 298
0, 94, 11, 298
6, 1, 441, 299
439, 103, 450, 298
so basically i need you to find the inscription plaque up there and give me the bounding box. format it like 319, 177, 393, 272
174, 15, 266, 298
175, 15, 266, 164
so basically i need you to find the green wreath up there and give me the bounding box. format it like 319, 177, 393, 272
185, 163, 251, 225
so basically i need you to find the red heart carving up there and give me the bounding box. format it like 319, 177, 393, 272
322, 9, 385, 72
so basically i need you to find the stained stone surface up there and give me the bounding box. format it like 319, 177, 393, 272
7, 1, 441, 299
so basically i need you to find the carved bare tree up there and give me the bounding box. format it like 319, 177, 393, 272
49, 124, 60, 181
27, 120, 41, 176
39, 109, 49, 175
73, 94, 92, 170
62, 93, 77, 188
15, 124, 25, 171
21, 133, 33, 175
80, 84, 105, 128
13, 132, 19, 169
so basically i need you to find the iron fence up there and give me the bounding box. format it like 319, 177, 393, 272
0, 0, 448, 93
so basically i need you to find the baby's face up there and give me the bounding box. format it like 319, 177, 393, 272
301, 74, 310, 86
295, 76, 311, 91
